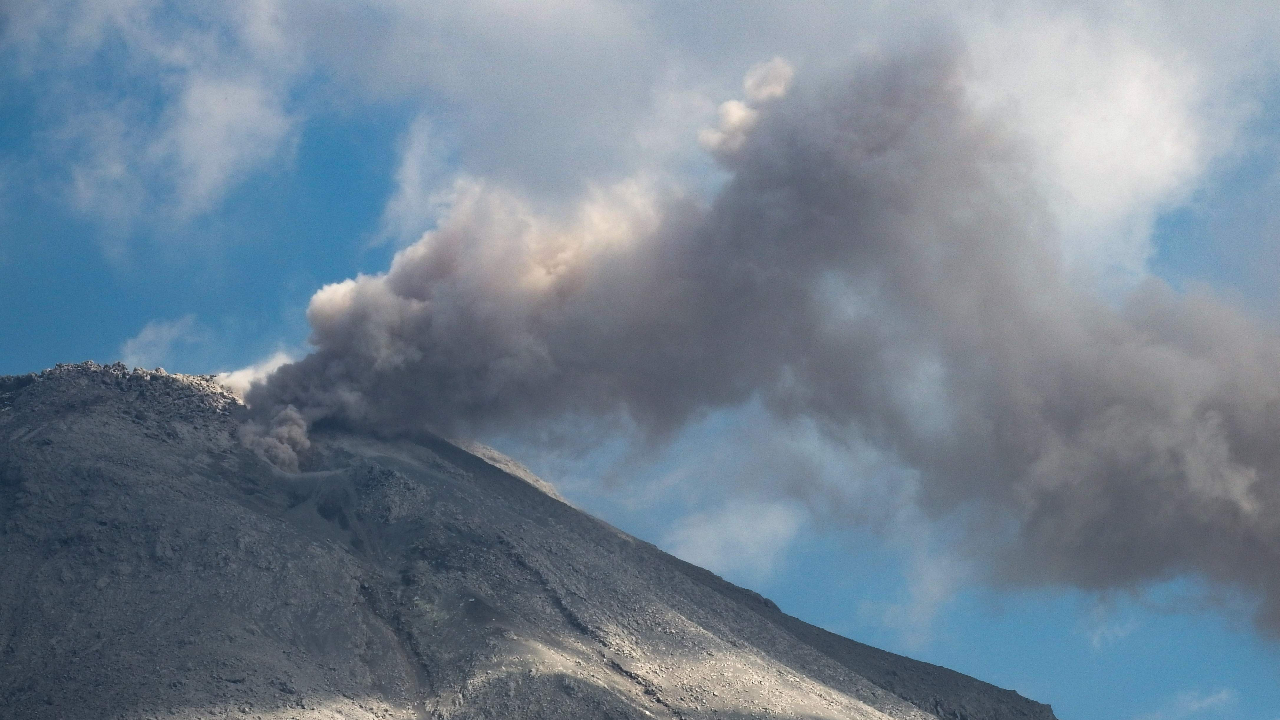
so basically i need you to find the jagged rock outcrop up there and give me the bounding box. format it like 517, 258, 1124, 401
0, 362, 1058, 720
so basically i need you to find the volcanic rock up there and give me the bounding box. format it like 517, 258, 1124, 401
0, 362, 1058, 720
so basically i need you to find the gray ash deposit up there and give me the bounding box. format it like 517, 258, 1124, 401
0, 362, 1057, 720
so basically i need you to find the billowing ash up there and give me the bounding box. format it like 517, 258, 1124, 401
248, 49, 1280, 632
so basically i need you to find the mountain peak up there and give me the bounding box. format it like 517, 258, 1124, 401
0, 361, 1057, 720
1, 360, 239, 414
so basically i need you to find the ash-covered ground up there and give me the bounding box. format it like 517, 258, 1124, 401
0, 362, 1057, 720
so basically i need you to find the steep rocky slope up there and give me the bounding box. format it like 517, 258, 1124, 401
0, 362, 1058, 720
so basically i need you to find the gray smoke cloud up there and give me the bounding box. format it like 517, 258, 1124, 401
250, 48, 1280, 632
238, 404, 311, 473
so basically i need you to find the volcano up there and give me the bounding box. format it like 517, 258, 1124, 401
0, 362, 1057, 720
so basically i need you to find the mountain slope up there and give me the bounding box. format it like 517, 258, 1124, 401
0, 362, 1057, 720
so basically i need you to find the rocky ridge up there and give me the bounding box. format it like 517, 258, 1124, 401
0, 362, 1058, 720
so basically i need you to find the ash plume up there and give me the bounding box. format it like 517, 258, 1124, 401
250, 49, 1280, 632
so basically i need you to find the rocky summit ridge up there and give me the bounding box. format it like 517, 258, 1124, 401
0, 362, 1058, 720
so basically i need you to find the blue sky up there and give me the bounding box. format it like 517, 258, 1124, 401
3, 3, 1280, 718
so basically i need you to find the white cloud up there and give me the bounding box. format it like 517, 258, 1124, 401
377, 116, 450, 246
215, 349, 294, 400
742, 56, 795, 103
1079, 598, 1142, 649
5, 0, 300, 225
858, 538, 972, 650
664, 501, 805, 583
154, 74, 295, 218
1134, 688, 1236, 720
961, 8, 1218, 288
697, 100, 760, 157
120, 315, 204, 370
698, 57, 795, 160
61, 105, 148, 229
9, 0, 1280, 264
293, 0, 663, 195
